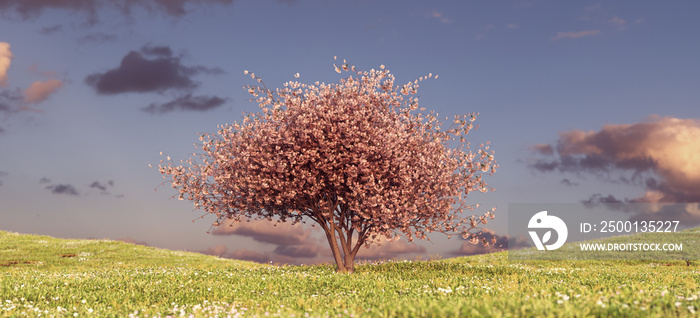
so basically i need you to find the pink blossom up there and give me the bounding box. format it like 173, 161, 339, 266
158, 59, 498, 273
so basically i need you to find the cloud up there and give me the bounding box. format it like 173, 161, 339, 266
210, 220, 429, 263
210, 219, 328, 263
89, 180, 114, 193
531, 143, 554, 156
0, 0, 98, 21
202, 244, 227, 257
227, 248, 276, 264
551, 30, 600, 41
122, 0, 235, 18
85, 49, 195, 94
0, 0, 234, 23
0, 89, 23, 113
584, 196, 700, 228
450, 231, 530, 256
0, 89, 23, 132
529, 116, 700, 203
1, 78, 64, 116
0, 49, 64, 125
40, 178, 118, 197
560, 178, 579, 186
23, 79, 63, 104
85, 45, 223, 95
273, 244, 319, 258
141, 44, 173, 57
355, 238, 426, 260
212, 219, 315, 246
451, 241, 502, 256
583, 193, 625, 205
0, 42, 12, 87
628, 203, 700, 227
142, 94, 227, 114
20, 78, 64, 113
46, 184, 80, 196
39, 25, 63, 35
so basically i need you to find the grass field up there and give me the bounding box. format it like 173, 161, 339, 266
2, 229, 700, 317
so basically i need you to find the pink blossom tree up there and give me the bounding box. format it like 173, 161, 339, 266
158, 59, 498, 273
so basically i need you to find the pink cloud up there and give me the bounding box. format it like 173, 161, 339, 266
212, 218, 316, 246
209, 219, 324, 263
531, 143, 554, 156
0, 42, 12, 87
274, 244, 320, 258
201, 244, 227, 257
531, 116, 700, 204
24, 79, 63, 104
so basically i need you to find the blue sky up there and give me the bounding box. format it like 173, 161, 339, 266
1, 1, 698, 264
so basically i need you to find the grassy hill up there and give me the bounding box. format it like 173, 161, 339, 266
1, 230, 699, 317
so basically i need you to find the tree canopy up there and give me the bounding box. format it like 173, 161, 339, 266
159, 59, 498, 272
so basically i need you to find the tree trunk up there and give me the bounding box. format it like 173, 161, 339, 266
318, 213, 361, 273
343, 251, 356, 273
322, 227, 349, 273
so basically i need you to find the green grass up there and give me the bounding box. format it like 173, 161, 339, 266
1, 230, 700, 317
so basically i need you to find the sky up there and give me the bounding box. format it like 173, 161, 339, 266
1, 0, 699, 265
